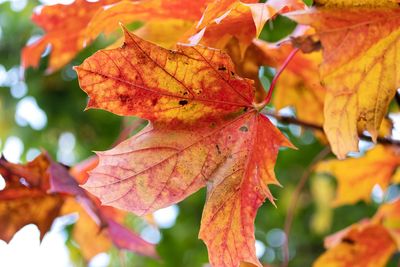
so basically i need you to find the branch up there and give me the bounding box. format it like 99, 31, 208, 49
263, 111, 400, 146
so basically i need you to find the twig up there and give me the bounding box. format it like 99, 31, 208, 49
263, 111, 400, 146
281, 147, 331, 267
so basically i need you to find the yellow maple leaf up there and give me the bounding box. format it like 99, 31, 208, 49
287, 1, 400, 158
316, 145, 400, 206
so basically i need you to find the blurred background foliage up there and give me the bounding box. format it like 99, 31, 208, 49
0, 0, 387, 266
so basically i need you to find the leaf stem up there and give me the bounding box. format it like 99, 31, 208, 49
264, 48, 300, 104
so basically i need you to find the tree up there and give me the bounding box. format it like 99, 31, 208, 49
1, 0, 400, 266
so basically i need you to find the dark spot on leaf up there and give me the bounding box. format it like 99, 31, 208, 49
119, 94, 130, 104
239, 126, 248, 132
121, 42, 127, 48
152, 98, 158, 106
230, 71, 235, 76
216, 144, 221, 154
183, 92, 188, 96
243, 107, 248, 112
179, 100, 188, 106
342, 238, 355, 245
218, 66, 226, 71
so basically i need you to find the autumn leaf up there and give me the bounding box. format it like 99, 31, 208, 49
85, 0, 213, 44
21, 0, 119, 73
22, 0, 214, 73
0, 154, 64, 242
287, 1, 400, 158
76, 26, 254, 124
0, 187, 63, 243
316, 198, 400, 267
188, 0, 305, 55
316, 145, 400, 206
315, 223, 396, 267
76, 27, 292, 267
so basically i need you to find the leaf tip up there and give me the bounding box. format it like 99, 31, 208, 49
370, 130, 378, 144
286, 140, 297, 150
118, 22, 129, 33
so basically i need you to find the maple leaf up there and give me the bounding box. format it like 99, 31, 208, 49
84, 0, 213, 44
75, 27, 292, 267
287, 2, 400, 158
316, 145, 400, 206
315, 223, 396, 267
0, 154, 64, 242
187, 0, 305, 55
21, 0, 119, 73
76, 26, 254, 124
22, 0, 214, 73
315, 198, 400, 267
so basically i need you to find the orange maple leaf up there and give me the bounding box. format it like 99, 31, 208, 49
75, 27, 293, 267
315, 223, 396, 267
287, 1, 400, 158
0, 154, 64, 242
21, 0, 119, 73
315, 197, 400, 267
22, 0, 213, 73
187, 0, 305, 54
